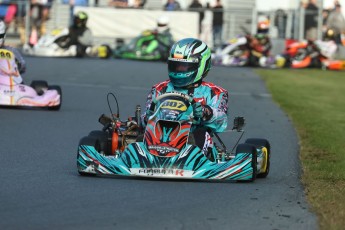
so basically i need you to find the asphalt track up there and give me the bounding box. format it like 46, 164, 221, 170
0, 57, 318, 230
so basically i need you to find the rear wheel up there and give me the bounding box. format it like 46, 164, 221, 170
48, 85, 62, 111
245, 138, 270, 178
235, 143, 257, 182
77, 136, 100, 176
30, 80, 48, 96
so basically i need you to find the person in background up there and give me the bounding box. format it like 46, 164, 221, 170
326, 3, 345, 46
164, 0, 180, 11
189, 0, 204, 36
0, 19, 26, 84
304, 0, 318, 41
108, 0, 128, 8
212, 0, 223, 50
274, 9, 287, 39
59, 11, 93, 57
62, 0, 89, 26
38, 0, 53, 36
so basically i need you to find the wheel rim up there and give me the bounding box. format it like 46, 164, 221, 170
260, 147, 268, 173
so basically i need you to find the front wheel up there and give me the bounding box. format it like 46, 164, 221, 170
30, 80, 48, 96
245, 138, 270, 178
235, 143, 257, 182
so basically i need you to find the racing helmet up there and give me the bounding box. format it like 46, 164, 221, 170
0, 20, 6, 47
156, 15, 169, 33
324, 29, 335, 41
73, 11, 88, 28
257, 15, 269, 34
168, 38, 211, 88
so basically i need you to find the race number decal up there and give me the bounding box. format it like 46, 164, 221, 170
161, 100, 187, 111
0, 49, 14, 60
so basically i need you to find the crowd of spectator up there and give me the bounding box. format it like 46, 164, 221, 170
2, 0, 342, 50
268, 0, 345, 47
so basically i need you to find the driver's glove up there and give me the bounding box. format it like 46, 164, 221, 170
192, 102, 213, 121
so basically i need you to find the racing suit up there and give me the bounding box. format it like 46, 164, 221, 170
246, 34, 272, 66
2, 46, 26, 74
60, 26, 93, 57
138, 29, 174, 59
0, 46, 26, 85
143, 80, 228, 156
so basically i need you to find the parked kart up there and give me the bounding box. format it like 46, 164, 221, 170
212, 34, 274, 68
114, 30, 172, 61
0, 49, 61, 109
22, 28, 111, 59
212, 36, 250, 66
276, 39, 340, 69
77, 92, 270, 181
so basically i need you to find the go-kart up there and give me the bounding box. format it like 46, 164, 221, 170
211, 34, 275, 68
0, 78, 62, 110
212, 35, 250, 67
22, 28, 112, 59
114, 30, 172, 61
275, 39, 343, 69
77, 92, 270, 181
0, 49, 61, 110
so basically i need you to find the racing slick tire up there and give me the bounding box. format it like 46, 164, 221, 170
77, 136, 101, 176
30, 80, 48, 96
235, 143, 257, 182
97, 44, 112, 59
88, 130, 111, 155
245, 138, 270, 178
48, 85, 62, 111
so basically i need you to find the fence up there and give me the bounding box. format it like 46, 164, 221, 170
2, 1, 344, 54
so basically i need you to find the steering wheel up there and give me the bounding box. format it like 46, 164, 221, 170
148, 92, 193, 114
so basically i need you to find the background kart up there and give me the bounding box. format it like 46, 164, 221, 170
0, 48, 61, 109
22, 28, 111, 59
113, 30, 172, 61
77, 92, 270, 182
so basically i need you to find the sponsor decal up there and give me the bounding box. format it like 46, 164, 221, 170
19, 85, 25, 92
161, 99, 187, 111
148, 145, 179, 154
0, 49, 14, 60
3, 89, 15, 96
131, 168, 194, 177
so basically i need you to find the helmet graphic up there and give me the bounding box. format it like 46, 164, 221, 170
73, 11, 88, 28
168, 38, 211, 88
0, 20, 6, 47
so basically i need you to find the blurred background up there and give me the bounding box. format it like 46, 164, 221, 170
2, 0, 345, 56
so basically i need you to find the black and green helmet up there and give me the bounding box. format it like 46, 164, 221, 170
74, 11, 88, 28
167, 38, 211, 88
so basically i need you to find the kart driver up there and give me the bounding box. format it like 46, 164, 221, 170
0, 19, 26, 85
244, 33, 272, 67
60, 11, 93, 57
138, 15, 174, 59
143, 38, 228, 158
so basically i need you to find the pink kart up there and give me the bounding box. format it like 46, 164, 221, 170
0, 80, 61, 110
0, 48, 61, 110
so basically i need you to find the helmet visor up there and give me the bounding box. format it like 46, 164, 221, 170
168, 58, 199, 73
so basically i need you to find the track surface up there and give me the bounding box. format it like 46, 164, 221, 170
0, 57, 317, 230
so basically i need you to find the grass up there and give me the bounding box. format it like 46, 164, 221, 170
255, 68, 345, 230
